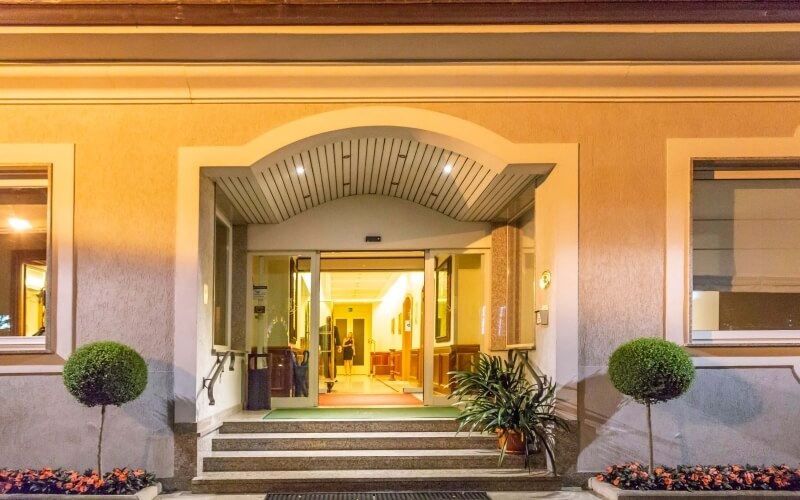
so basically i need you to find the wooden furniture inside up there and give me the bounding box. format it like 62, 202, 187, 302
371, 350, 402, 379
433, 344, 480, 395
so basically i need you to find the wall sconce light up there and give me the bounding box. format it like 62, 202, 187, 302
538, 270, 552, 290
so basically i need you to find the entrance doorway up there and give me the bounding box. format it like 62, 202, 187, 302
318, 251, 425, 407
247, 249, 489, 409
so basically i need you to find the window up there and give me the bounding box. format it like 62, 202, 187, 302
0, 166, 49, 339
213, 212, 232, 348
691, 160, 800, 344
0, 144, 74, 369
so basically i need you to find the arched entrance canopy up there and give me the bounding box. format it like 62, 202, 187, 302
203, 107, 553, 223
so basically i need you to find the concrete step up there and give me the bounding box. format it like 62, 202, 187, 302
212, 432, 496, 451
191, 468, 560, 494
220, 418, 461, 434
203, 449, 545, 472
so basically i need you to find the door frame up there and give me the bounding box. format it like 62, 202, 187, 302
426, 248, 491, 407
246, 250, 320, 408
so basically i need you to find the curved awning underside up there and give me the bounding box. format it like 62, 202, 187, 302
208, 135, 539, 224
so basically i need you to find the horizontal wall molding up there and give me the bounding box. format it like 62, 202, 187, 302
3, 63, 800, 103
1, 1, 799, 26
2, 26, 800, 63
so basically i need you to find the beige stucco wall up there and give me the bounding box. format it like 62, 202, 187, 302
1, 102, 799, 476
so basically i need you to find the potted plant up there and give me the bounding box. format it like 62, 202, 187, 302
0, 342, 158, 497
448, 351, 569, 473
63, 341, 149, 474
607, 337, 695, 474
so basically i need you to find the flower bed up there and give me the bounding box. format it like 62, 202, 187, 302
0, 468, 157, 495
596, 463, 800, 492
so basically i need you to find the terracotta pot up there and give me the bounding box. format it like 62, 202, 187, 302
496, 429, 525, 454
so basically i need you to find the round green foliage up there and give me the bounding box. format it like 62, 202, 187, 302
63, 341, 147, 407
608, 338, 695, 405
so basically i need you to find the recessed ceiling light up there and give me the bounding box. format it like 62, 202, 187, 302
443, 164, 453, 174
8, 217, 32, 231
296, 165, 305, 175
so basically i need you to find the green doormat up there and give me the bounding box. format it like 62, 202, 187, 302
263, 406, 461, 419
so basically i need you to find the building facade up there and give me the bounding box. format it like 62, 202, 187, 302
1, 2, 799, 487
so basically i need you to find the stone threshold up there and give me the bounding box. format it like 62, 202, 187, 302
590, 478, 800, 500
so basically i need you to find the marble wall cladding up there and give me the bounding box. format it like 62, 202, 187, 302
170, 426, 198, 491
578, 366, 800, 471
231, 225, 248, 352
490, 223, 509, 350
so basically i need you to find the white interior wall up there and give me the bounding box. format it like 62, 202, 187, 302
454, 254, 484, 346
372, 274, 421, 352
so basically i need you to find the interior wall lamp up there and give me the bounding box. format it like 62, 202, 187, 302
538, 270, 552, 290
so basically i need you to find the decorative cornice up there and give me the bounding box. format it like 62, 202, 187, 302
0, 1, 798, 26
2, 25, 800, 63
2, 63, 800, 103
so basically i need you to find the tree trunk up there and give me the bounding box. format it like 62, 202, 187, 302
97, 405, 106, 474
646, 402, 654, 475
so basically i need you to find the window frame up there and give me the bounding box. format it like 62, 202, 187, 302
0, 144, 74, 371
212, 208, 233, 351
666, 134, 800, 347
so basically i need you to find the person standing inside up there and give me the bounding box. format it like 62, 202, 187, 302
342, 333, 355, 376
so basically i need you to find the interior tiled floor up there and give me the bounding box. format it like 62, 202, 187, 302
321, 374, 422, 398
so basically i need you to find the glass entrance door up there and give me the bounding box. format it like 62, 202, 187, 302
429, 251, 488, 406
249, 253, 317, 407
317, 252, 425, 406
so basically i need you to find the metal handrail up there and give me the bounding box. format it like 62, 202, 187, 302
202, 350, 243, 406
509, 347, 545, 388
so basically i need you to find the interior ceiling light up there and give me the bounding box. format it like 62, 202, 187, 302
296, 165, 305, 175
8, 217, 32, 231
443, 164, 453, 174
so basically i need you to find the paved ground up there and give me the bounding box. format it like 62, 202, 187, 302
159, 488, 599, 500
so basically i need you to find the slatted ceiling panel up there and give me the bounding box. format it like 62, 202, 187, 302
317, 144, 332, 204
403, 142, 431, 201
427, 151, 459, 209
384, 139, 402, 195
264, 169, 293, 220
286, 157, 308, 213
359, 138, 370, 195
275, 161, 297, 215
439, 158, 473, 215
397, 141, 423, 199
389, 139, 411, 197
232, 135, 537, 223
216, 175, 279, 224
299, 150, 318, 206
409, 146, 438, 204
463, 175, 510, 221
468, 174, 526, 221
238, 176, 277, 224
335, 141, 343, 198
298, 153, 316, 207
434, 155, 470, 213
452, 167, 496, 220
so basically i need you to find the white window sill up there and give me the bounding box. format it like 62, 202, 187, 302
692, 330, 800, 345
0, 336, 48, 354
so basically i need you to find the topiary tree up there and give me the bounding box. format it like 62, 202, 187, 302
63, 341, 147, 474
608, 338, 695, 474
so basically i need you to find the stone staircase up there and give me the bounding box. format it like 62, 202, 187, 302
191, 417, 560, 493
